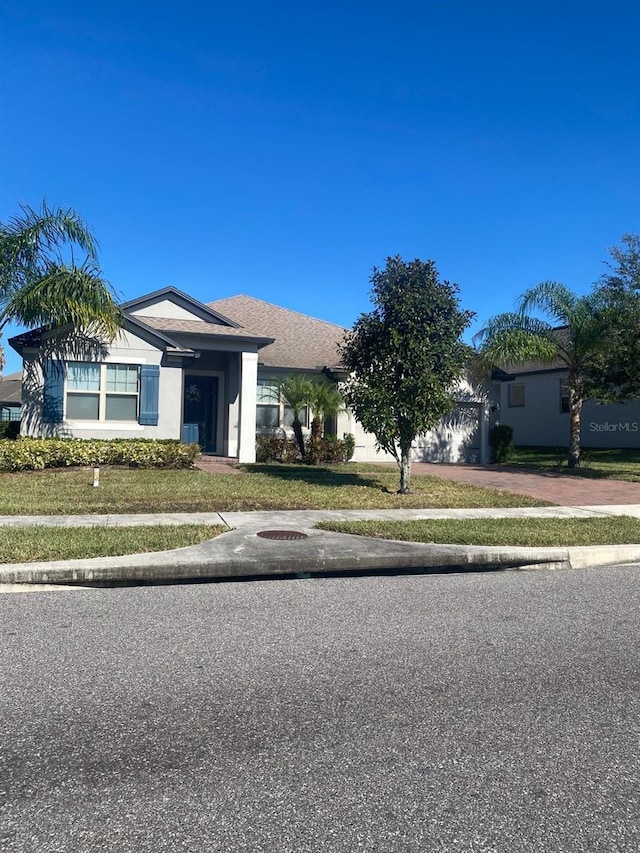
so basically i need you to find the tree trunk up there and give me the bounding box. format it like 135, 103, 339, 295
398, 444, 411, 494
567, 391, 582, 469
292, 419, 305, 459
306, 417, 324, 464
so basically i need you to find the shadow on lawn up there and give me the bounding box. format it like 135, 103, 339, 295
247, 464, 388, 490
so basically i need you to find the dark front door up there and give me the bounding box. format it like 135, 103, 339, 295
183, 375, 218, 452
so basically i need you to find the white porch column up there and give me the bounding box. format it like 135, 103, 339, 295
238, 351, 258, 463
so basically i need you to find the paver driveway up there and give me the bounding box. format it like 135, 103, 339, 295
413, 462, 640, 505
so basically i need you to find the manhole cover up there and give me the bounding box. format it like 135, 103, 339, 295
256, 529, 308, 541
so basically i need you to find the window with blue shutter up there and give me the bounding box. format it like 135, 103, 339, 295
42, 360, 64, 423
138, 364, 160, 425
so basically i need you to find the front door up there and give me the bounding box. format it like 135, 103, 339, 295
183, 375, 218, 452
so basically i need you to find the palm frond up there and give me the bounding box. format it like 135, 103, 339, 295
517, 281, 576, 326
474, 312, 561, 367
308, 380, 345, 420
0, 261, 121, 340
2, 200, 98, 260
277, 374, 314, 417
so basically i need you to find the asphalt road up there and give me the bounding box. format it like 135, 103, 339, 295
2, 566, 640, 852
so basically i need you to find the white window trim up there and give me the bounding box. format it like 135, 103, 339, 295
65, 362, 140, 423
256, 380, 310, 430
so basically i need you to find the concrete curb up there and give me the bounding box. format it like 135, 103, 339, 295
2, 526, 640, 586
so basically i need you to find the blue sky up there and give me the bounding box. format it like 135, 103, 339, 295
2, 0, 640, 374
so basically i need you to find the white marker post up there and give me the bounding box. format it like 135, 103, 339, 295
93, 467, 100, 488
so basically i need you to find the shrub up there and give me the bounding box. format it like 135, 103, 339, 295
256, 435, 302, 463
316, 434, 355, 463
255, 433, 355, 464
0, 421, 20, 440
0, 438, 200, 471
342, 433, 356, 462
489, 424, 514, 463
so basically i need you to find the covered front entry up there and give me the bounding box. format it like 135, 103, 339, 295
182, 374, 219, 452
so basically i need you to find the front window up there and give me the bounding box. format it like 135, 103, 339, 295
66, 362, 140, 421
508, 383, 525, 408
256, 380, 280, 429
256, 379, 310, 430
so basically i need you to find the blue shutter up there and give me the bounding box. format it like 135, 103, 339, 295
42, 360, 64, 423
139, 364, 160, 425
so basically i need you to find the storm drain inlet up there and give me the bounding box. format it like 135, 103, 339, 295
256, 530, 308, 541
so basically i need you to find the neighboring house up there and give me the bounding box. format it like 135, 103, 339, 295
10, 286, 490, 463
0, 371, 22, 422
494, 364, 640, 449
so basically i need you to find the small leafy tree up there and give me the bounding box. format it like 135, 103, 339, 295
586, 234, 640, 400
340, 256, 474, 494
0, 201, 121, 370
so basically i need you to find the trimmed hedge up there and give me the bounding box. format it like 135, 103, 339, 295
256, 433, 356, 464
0, 438, 200, 471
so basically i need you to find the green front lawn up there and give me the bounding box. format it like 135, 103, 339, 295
317, 517, 640, 547
0, 524, 224, 563
509, 447, 640, 482
0, 463, 549, 515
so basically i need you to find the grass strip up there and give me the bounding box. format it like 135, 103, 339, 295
0, 524, 224, 564
316, 517, 640, 547
508, 447, 640, 483
0, 464, 548, 515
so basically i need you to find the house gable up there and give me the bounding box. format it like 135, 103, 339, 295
122, 286, 241, 327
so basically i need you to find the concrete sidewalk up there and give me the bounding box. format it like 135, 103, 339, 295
2, 505, 640, 587
3, 504, 640, 528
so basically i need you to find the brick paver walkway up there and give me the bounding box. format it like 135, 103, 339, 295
194, 455, 242, 475
412, 463, 640, 505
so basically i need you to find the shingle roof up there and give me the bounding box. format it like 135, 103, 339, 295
207, 295, 346, 369
0, 371, 22, 405
136, 315, 274, 346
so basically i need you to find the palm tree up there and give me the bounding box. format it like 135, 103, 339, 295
307, 380, 345, 464
308, 380, 344, 439
474, 281, 603, 468
277, 373, 314, 457
0, 201, 121, 371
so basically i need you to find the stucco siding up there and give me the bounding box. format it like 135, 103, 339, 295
129, 300, 206, 321
19, 327, 181, 440
498, 371, 640, 448
497, 372, 567, 446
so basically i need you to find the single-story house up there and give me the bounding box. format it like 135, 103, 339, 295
9, 286, 490, 463
0, 371, 22, 422
493, 362, 640, 449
